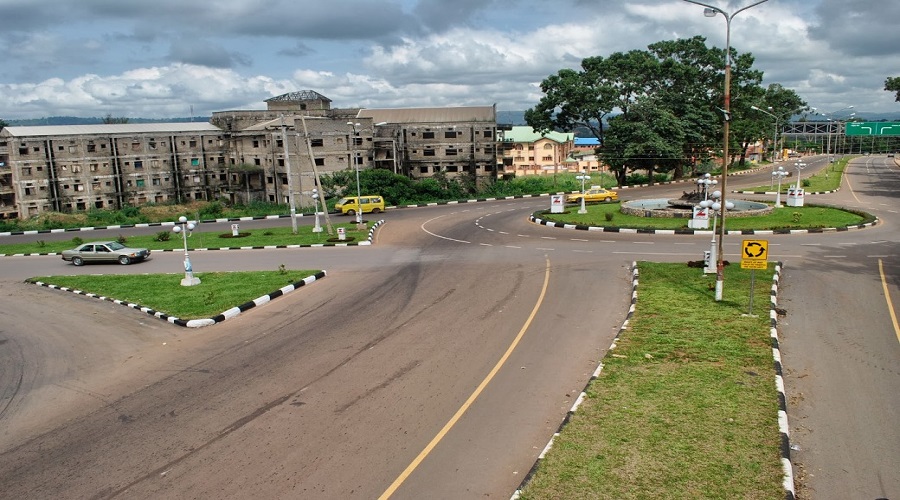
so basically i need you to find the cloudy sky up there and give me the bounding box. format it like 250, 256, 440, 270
1, 0, 898, 121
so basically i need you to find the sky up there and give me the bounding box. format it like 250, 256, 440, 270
1, 0, 898, 121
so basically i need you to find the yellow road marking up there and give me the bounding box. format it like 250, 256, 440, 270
878, 259, 900, 344
378, 256, 552, 499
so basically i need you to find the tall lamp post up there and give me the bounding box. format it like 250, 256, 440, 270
279, 115, 299, 234
575, 169, 590, 214
821, 106, 854, 158
172, 216, 200, 286
684, 0, 769, 301
311, 188, 322, 233
750, 105, 779, 163
347, 121, 364, 228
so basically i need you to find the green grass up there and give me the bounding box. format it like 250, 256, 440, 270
540, 203, 868, 231
26, 269, 321, 319
518, 262, 785, 500
0, 222, 374, 255
750, 157, 848, 193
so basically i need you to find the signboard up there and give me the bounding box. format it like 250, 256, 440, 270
845, 122, 900, 136
550, 194, 564, 214
742, 239, 768, 261
741, 259, 768, 270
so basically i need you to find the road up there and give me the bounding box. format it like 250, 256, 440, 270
0, 155, 897, 499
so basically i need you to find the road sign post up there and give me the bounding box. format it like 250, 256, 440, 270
741, 239, 769, 316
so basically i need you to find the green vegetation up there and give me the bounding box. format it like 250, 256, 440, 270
539, 203, 869, 231
26, 269, 320, 319
518, 262, 785, 499
0, 223, 374, 255
751, 156, 847, 193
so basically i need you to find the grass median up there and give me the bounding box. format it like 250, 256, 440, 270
518, 262, 786, 499
26, 269, 322, 319
0, 221, 374, 255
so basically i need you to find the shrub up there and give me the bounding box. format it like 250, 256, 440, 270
71, 236, 83, 245
116, 234, 127, 244
154, 231, 171, 242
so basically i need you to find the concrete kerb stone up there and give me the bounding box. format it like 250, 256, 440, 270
28, 270, 327, 328
0, 220, 386, 257
512, 262, 797, 500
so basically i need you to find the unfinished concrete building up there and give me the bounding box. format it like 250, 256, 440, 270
0, 90, 500, 220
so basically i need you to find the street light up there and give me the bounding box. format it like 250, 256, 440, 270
750, 105, 779, 163
699, 191, 733, 275
772, 166, 787, 207
347, 121, 364, 228
696, 172, 717, 200
279, 115, 299, 234
684, 0, 769, 301
575, 169, 590, 214
793, 161, 806, 190
172, 216, 200, 286
311, 188, 322, 233
820, 106, 854, 158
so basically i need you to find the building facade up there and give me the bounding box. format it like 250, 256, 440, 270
497, 126, 574, 176
0, 91, 500, 219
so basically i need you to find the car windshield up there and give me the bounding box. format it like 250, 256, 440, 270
106, 241, 126, 250
336, 198, 350, 205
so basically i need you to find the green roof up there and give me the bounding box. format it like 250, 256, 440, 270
503, 126, 572, 143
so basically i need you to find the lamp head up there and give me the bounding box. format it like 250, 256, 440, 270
703, 7, 717, 17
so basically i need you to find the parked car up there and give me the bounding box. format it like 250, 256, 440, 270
334, 195, 385, 216
61, 241, 151, 266
888, 152, 896, 157
566, 187, 619, 204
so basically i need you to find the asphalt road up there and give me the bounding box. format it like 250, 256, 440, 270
0, 155, 897, 499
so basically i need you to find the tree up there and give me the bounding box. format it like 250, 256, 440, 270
886, 76, 900, 102
102, 114, 129, 124
601, 99, 685, 185
0, 118, 7, 131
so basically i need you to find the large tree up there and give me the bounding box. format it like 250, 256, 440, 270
886, 76, 900, 101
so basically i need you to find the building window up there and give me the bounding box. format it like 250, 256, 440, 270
253, 140, 260, 148
542, 156, 552, 161
58, 145, 65, 151
152, 178, 160, 186
278, 159, 284, 167
191, 158, 200, 166
149, 142, 157, 150
90, 163, 98, 171
310, 138, 324, 147
483, 130, 493, 138
446, 148, 458, 156
276, 139, 284, 148
423, 148, 436, 157
254, 158, 261, 166
446, 165, 458, 172
190, 140, 197, 147
131, 141, 141, 151
422, 131, 435, 139
419, 166, 429, 174
315, 158, 325, 166
87, 144, 96, 152
134, 160, 143, 169
445, 131, 458, 139
22, 167, 31, 175
136, 179, 145, 187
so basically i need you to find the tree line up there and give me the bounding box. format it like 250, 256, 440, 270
525, 36, 876, 185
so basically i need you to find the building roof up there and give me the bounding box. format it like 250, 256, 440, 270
503, 126, 572, 143
574, 137, 601, 147
265, 90, 332, 103
357, 106, 496, 124
1, 122, 222, 138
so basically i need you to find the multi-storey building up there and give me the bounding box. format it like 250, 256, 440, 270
0, 90, 499, 220
497, 126, 574, 176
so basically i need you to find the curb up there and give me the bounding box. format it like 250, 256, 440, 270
770, 262, 796, 499
0, 220, 385, 258
529, 214, 878, 235
511, 262, 640, 499
512, 262, 796, 500
28, 270, 327, 328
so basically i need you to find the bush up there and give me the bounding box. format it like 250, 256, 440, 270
154, 231, 171, 242
71, 236, 83, 245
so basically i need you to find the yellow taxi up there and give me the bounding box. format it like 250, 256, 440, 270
566, 186, 618, 204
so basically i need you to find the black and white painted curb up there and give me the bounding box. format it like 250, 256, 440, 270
511, 262, 640, 500
530, 213, 877, 235
512, 262, 796, 500
770, 262, 796, 500
29, 271, 326, 328
0, 220, 385, 258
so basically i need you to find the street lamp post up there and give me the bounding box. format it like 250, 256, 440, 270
699, 191, 733, 275
750, 105, 778, 163
311, 188, 322, 233
793, 161, 806, 190
347, 121, 364, 228
576, 170, 590, 214
279, 115, 298, 234
820, 106, 854, 158
172, 216, 200, 286
684, 0, 769, 301
772, 166, 787, 207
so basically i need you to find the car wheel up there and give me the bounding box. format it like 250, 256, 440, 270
347, 209, 356, 216
72, 256, 84, 266
118, 255, 131, 265
604, 197, 612, 202
372, 208, 381, 214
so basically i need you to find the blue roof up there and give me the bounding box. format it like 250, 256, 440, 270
574, 137, 600, 146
